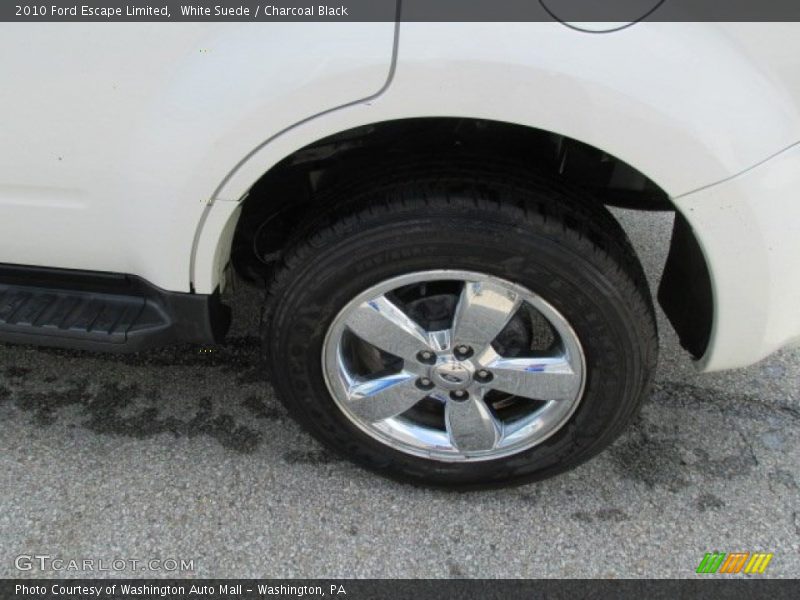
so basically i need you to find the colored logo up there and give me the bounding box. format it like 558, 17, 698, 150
696, 552, 773, 574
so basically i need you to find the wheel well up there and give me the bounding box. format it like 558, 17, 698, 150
229, 117, 712, 358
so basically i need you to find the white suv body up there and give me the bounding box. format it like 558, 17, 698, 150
2, 18, 798, 485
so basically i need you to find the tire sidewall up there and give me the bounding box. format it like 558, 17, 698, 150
268, 205, 649, 486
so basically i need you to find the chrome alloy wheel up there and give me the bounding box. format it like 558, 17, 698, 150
322, 270, 587, 462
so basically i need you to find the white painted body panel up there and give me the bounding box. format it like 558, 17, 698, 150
674, 142, 800, 371
218, 22, 800, 202
1, 21, 799, 370
0, 21, 396, 291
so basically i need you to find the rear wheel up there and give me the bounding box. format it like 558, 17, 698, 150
263, 169, 657, 487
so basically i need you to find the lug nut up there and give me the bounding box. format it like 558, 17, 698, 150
475, 369, 494, 383
417, 350, 436, 365
449, 390, 469, 402
416, 378, 435, 391
454, 345, 474, 359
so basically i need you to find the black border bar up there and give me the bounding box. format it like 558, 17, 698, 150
3, 1, 800, 22
3, 579, 799, 600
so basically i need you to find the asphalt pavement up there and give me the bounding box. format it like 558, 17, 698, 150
1, 209, 798, 578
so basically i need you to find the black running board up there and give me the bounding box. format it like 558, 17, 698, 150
0, 264, 230, 353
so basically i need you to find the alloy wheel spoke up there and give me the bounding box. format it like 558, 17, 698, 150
484, 354, 581, 402
346, 372, 427, 423
451, 281, 521, 352
344, 294, 431, 363
445, 391, 502, 452
325, 270, 587, 462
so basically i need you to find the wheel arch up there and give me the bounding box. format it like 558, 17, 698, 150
193, 116, 715, 361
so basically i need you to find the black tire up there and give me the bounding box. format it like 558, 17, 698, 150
262, 166, 658, 488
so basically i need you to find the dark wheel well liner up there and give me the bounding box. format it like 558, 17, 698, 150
657, 213, 714, 359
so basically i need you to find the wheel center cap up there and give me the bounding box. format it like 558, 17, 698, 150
431, 361, 473, 390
